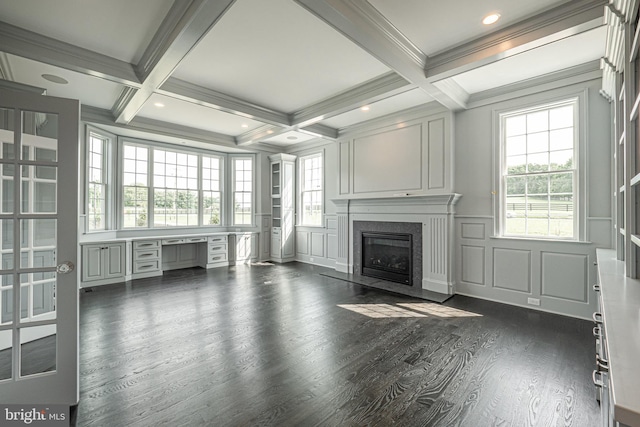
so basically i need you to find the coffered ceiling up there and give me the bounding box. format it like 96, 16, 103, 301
0, 0, 607, 152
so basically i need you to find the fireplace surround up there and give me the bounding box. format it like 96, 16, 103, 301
333, 194, 460, 296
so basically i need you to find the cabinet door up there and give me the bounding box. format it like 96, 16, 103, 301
82, 245, 104, 282
271, 230, 281, 258
104, 244, 125, 279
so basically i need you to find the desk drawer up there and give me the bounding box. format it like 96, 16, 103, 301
185, 237, 207, 243
162, 238, 185, 245
134, 240, 160, 249
208, 235, 228, 244
208, 252, 228, 263
134, 249, 160, 261
208, 243, 227, 255
134, 259, 161, 273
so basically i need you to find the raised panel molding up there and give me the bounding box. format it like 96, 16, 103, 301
427, 118, 445, 189
461, 245, 485, 285
541, 252, 588, 302
493, 248, 531, 293
327, 234, 338, 260
296, 231, 309, 255
352, 124, 422, 193
461, 222, 485, 240
339, 141, 350, 195
311, 233, 325, 257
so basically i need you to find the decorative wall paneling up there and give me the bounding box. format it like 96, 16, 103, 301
336, 111, 453, 200
455, 216, 598, 319
294, 215, 337, 268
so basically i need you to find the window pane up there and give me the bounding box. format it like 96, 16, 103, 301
506, 115, 526, 137
550, 128, 573, 151
527, 111, 548, 133
506, 135, 526, 156
527, 132, 548, 154
549, 106, 573, 130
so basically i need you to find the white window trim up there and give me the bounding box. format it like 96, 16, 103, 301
492, 90, 587, 242
298, 151, 324, 227
84, 125, 114, 232
230, 155, 255, 227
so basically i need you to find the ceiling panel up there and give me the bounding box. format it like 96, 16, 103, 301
451, 26, 606, 94
6, 54, 123, 109
172, 0, 391, 113
0, 0, 173, 63
136, 94, 266, 137
368, 0, 567, 55
319, 88, 434, 129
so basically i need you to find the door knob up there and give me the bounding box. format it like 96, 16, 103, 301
56, 261, 75, 274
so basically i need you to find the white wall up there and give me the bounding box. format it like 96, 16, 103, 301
454, 78, 612, 319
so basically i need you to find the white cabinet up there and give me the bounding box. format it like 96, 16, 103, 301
81, 242, 126, 287
269, 153, 296, 263
233, 233, 257, 264
203, 235, 228, 268
132, 240, 162, 278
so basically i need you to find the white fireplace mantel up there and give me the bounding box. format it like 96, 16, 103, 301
332, 193, 461, 295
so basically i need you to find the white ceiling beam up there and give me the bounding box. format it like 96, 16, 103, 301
112, 0, 237, 124
425, 0, 607, 81
0, 20, 140, 87
236, 125, 289, 146
294, 0, 467, 110
291, 72, 412, 127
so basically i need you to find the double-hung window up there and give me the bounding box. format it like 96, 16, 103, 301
153, 150, 198, 227
87, 132, 108, 231
202, 156, 222, 225
232, 158, 253, 225
300, 153, 323, 226
122, 144, 149, 228
500, 98, 578, 239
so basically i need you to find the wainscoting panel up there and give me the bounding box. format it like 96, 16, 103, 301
461, 245, 485, 286
455, 216, 602, 319
461, 222, 485, 240
541, 252, 588, 302
295, 215, 338, 268
311, 233, 325, 257
296, 231, 309, 256
493, 248, 531, 293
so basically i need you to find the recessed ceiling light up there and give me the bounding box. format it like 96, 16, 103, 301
41, 74, 68, 85
241, 124, 249, 128
266, 130, 274, 134
287, 136, 298, 140
361, 106, 370, 111
154, 102, 165, 108
482, 13, 501, 25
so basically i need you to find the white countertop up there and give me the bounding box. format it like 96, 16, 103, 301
80, 231, 256, 245
596, 248, 640, 427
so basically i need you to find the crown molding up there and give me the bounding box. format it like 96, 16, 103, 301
82, 105, 250, 151
432, 79, 470, 108
425, 0, 606, 80
236, 125, 288, 145
159, 78, 289, 126
112, 0, 236, 124
465, 60, 602, 109
0, 78, 46, 95
298, 122, 338, 139
291, 72, 412, 127
0, 20, 139, 86
294, 0, 466, 110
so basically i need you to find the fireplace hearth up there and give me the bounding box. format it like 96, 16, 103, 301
362, 232, 412, 285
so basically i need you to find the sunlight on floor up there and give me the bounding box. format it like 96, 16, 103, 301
397, 303, 483, 318
337, 304, 427, 318
337, 303, 483, 318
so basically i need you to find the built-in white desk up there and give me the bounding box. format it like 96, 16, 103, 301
80, 232, 257, 288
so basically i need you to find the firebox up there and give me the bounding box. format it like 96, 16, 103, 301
361, 232, 412, 285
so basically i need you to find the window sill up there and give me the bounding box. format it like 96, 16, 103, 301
296, 224, 325, 229
490, 235, 592, 244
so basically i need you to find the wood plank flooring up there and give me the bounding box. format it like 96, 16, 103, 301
74, 262, 600, 426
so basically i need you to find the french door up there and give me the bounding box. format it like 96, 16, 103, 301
0, 87, 79, 404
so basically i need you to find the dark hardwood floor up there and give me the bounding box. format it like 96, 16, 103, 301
75, 262, 600, 426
